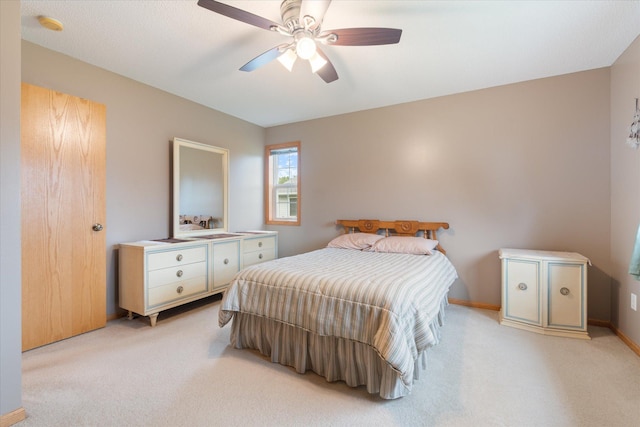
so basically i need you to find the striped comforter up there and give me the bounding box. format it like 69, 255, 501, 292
219, 247, 458, 387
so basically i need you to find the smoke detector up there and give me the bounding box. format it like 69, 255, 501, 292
38, 16, 64, 32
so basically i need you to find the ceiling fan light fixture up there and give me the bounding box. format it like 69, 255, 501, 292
309, 52, 327, 73
197, 0, 403, 83
277, 48, 297, 72
296, 36, 316, 60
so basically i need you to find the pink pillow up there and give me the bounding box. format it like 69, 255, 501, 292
371, 236, 439, 255
327, 233, 385, 250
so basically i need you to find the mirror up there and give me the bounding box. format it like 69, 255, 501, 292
173, 138, 228, 238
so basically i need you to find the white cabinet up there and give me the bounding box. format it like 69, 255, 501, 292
499, 248, 590, 340
119, 232, 277, 326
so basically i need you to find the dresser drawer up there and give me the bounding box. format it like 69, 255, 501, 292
147, 276, 207, 307
147, 246, 207, 271
147, 261, 207, 289
243, 248, 276, 267
243, 236, 275, 253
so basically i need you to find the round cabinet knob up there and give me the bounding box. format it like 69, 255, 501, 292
176, 270, 183, 278
176, 286, 184, 294
92, 223, 103, 232
176, 254, 183, 261
258, 253, 263, 259
560, 287, 570, 296
258, 242, 263, 247
518, 282, 527, 291
224, 258, 229, 265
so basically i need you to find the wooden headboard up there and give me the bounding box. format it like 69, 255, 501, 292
335, 219, 450, 254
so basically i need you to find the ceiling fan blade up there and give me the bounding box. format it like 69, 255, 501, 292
315, 48, 338, 83
300, 0, 332, 29
321, 28, 402, 46
197, 0, 281, 31
239, 45, 286, 72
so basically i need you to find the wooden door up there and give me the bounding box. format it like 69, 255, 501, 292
21, 83, 106, 351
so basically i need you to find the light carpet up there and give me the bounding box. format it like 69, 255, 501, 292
20, 298, 640, 426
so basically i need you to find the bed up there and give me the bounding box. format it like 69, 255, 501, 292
218, 219, 458, 399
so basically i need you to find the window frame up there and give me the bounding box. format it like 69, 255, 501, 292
264, 141, 301, 226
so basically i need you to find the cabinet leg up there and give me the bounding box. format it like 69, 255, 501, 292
127, 311, 133, 320
149, 313, 159, 327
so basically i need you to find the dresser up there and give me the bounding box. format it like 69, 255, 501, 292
119, 232, 277, 326
499, 248, 590, 339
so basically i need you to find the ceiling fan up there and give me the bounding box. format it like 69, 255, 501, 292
197, 0, 402, 83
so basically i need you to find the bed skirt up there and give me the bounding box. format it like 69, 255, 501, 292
228, 294, 449, 399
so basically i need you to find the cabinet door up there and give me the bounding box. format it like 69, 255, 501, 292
503, 259, 541, 325
212, 240, 240, 289
547, 262, 585, 330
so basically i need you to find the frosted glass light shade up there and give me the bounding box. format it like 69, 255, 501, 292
309, 52, 327, 73
296, 37, 317, 60
277, 49, 297, 72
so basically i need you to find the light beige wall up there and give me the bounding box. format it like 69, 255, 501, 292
610, 35, 640, 344
21, 41, 266, 316
0, 0, 23, 419
266, 69, 612, 320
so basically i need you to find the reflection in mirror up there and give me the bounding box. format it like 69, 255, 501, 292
173, 138, 228, 238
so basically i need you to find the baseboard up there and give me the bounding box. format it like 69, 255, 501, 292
448, 298, 500, 311
587, 319, 640, 356
585, 318, 640, 357
609, 323, 640, 358
0, 407, 26, 427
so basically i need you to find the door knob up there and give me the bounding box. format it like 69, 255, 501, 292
92, 223, 104, 232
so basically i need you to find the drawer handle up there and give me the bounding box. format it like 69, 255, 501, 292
176, 270, 183, 278
176, 285, 184, 294
560, 287, 570, 296
518, 282, 527, 291
224, 258, 229, 265
258, 242, 263, 247
176, 254, 183, 261
259, 253, 263, 259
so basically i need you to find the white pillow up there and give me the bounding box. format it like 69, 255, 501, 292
371, 236, 439, 255
327, 233, 385, 250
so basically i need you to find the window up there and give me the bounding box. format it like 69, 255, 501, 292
265, 141, 300, 225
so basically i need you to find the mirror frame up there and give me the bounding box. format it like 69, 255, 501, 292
172, 137, 229, 238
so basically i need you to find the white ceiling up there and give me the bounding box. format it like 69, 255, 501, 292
20, 0, 640, 127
